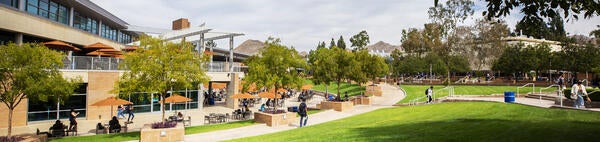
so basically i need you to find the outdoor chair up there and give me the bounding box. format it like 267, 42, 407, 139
183, 116, 192, 127
204, 116, 212, 124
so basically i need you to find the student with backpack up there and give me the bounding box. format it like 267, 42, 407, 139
126, 105, 135, 123
426, 86, 433, 103
298, 99, 308, 127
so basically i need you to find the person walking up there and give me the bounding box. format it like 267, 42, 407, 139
117, 105, 126, 119
68, 108, 79, 133
126, 105, 135, 123
298, 99, 308, 127
426, 86, 433, 103
571, 81, 588, 109
557, 74, 566, 92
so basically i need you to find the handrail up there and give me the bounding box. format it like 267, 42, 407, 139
409, 86, 454, 105
516, 83, 535, 98
537, 84, 558, 103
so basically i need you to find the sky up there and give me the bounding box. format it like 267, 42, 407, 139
90, 0, 600, 52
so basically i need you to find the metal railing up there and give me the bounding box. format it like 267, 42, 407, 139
539, 84, 558, 104
60, 56, 245, 72
409, 86, 454, 106
516, 83, 535, 98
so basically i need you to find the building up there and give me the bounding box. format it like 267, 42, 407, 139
0, 0, 248, 134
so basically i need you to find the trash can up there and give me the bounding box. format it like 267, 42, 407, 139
208, 98, 215, 105
504, 91, 515, 103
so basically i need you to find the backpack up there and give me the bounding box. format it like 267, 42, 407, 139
425, 89, 429, 96
298, 103, 307, 116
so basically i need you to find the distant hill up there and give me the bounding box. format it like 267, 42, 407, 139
234, 39, 265, 55
365, 41, 403, 53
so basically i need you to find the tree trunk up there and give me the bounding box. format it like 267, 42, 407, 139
447, 70, 451, 86
161, 94, 166, 122
8, 108, 13, 137
337, 80, 341, 101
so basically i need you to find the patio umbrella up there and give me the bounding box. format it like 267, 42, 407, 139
91, 96, 133, 117
258, 91, 281, 99
203, 50, 214, 55
212, 83, 228, 89
301, 84, 313, 90
122, 46, 138, 52
43, 40, 81, 52
161, 94, 193, 103
84, 42, 113, 50
86, 51, 111, 57
231, 93, 257, 99
97, 48, 120, 53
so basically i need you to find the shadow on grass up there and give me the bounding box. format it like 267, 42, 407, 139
351, 118, 600, 142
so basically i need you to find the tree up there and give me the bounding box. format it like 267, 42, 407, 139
478, 0, 600, 21
590, 25, 600, 44
316, 41, 327, 49
471, 19, 510, 71
337, 36, 347, 49
308, 47, 336, 90
205, 40, 217, 48
244, 37, 307, 106
0, 43, 79, 137
329, 38, 336, 48
428, 0, 474, 85
330, 46, 355, 97
350, 30, 370, 51
116, 36, 209, 121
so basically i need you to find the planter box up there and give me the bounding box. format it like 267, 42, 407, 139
254, 111, 297, 127
366, 86, 382, 96
319, 101, 354, 111
352, 96, 372, 105
17, 134, 46, 142
140, 124, 184, 142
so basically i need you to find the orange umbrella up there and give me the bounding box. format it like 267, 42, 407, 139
86, 51, 112, 57
97, 48, 120, 53
161, 94, 192, 103
122, 46, 138, 51
203, 50, 214, 55
91, 96, 133, 117
258, 91, 281, 99
231, 93, 257, 99
301, 84, 313, 90
212, 83, 227, 89
43, 40, 81, 52
269, 88, 287, 93
84, 42, 113, 50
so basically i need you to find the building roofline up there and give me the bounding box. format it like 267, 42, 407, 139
75, 0, 129, 28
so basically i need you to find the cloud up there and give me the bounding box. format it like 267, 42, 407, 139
91, 0, 600, 52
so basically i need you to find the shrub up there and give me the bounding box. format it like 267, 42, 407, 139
151, 121, 177, 129
0, 136, 24, 142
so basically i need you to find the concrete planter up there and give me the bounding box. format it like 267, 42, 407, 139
140, 124, 184, 142
254, 111, 297, 127
366, 86, 382, 96
352, 96, 372, 105
318, 101, 354, 111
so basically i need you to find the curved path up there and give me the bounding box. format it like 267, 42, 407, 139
185, 83, 405, 142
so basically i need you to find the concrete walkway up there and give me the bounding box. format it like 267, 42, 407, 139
445, 95, 600, 112
184, 84, 405, 142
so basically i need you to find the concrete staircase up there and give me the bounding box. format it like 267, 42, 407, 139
526, 93, 561, 101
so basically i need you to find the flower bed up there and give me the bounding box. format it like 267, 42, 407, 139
140, 123, 184, 142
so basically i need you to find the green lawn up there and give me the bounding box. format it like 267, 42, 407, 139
227, 102, 600, 142
305, 79, 366, 96
49, 120, 257, 142
398, 85, 555, 104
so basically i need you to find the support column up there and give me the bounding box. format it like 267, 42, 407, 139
229, 36, 234, 72
226, 73, 239, 109
209, 40, 213, 70
15, 33, 23, 45
98, 21, 102, 36
18, 0, 25, 11
69, 7, 74, 27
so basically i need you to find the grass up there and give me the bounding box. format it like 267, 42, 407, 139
227, 102, 600, 142
305, 79, 366, 96
50, 120, 257, 142
398, 85, 555, 104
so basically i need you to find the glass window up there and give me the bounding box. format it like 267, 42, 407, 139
27, 0, 37, 5
49, 2, 57, 14
26, 4, 37, 15
27, 83, 88, 122
38, 0, 47, 11
0, 0, 18, 8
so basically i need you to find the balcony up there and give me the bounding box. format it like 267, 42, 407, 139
60, 56, 246, 72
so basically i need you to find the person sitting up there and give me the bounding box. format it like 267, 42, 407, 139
177, 112, 184, 121
109, 116, 121, 133
50, 120, 66, 137
259, 103, 266, 112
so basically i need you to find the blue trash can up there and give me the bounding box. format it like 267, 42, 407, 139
504, 91, 515, 103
